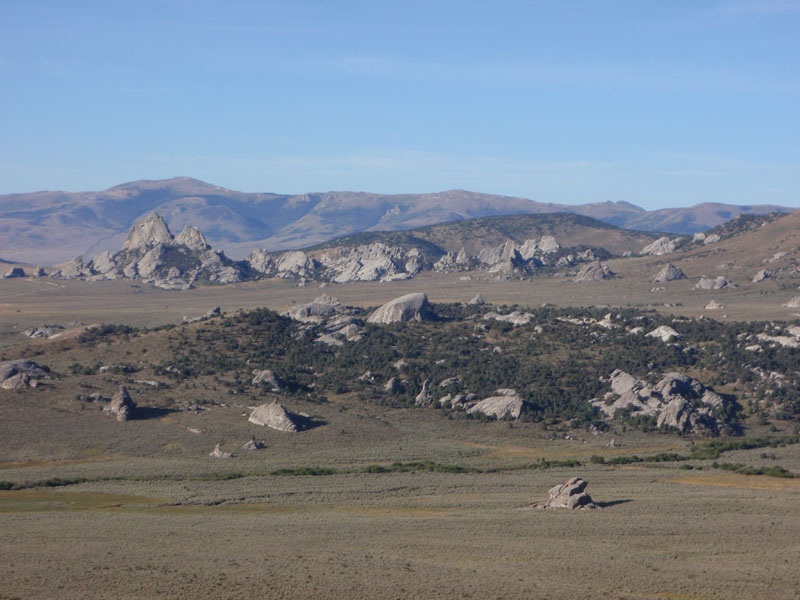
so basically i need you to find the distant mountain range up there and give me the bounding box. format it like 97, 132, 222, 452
0, 176, 794, 264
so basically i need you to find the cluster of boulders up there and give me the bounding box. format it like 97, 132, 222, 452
408, 375, 524, 420
23, 324, 65, 339
640, 233, 718, 257
0, 359, 48, 389
591, 369, 729, 435
247, 235, 614, 283
49, 214, 248, 289
249, 242, 424, 283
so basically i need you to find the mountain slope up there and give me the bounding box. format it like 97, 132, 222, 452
0, 177, 794, 264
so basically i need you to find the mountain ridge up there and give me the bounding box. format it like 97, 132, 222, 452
0, 176, 794, 264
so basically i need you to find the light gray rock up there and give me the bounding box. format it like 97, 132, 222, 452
251, 369, 283, 391
415, 379, 433, 406
175, 225, 209, 251
574, 261, 615, 282
122, 213, 173, 250
752, 269, 770, 283
482, 311, 534, 326
467, 394, 523, 419
242, 439, 265, 450
209, 443, 232, 458
646, 325, 681, 342
640, 237, 677, 256
653, 264, 686, 283
384, 377, 402, 393
0, 359, 48, 386
703, 233, 721, 245
705, 300, 724, 310
23, 324, 64, 339
538, 235, 560, 253
541, 477, 598, 509
468, 294, 486, 305
104, 386, 136, 421
248, 402, 301, 432
367, 292, 430, 324
695, 276, 736, 290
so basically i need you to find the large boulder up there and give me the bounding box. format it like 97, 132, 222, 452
467, 393, 524, 419
367, 292, 431, 324
646, 325, 681, 342
640, 237, 677, 256
248, 402, 302, 432
104, 386, 136, 421
414, 379, 433, 406
284, 294, 342, 323
0, 359, 48, 388
251, 369, 284, 391
574, 261, 615, 283
653, 264, 686, 283
541, 477, 598, 509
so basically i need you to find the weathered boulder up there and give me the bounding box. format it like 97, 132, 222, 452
0, 359, 48, 387
251, 369, 283, 391
467, 394, 523, 419
284, 294, 342, 322
705, 300, 724, 310
646, 325, 681, 342
538, 235, 560, 253
574, 261, 614, 282
248, 402, 301, 432
367, 292, 431, 324
104, 386, 136, 421
468, 294, 486, 305
640, 237, 677, 256
541, 477, 598, 509
653, 264, 686, 283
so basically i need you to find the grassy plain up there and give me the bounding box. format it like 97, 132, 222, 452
2, 275, 800, 599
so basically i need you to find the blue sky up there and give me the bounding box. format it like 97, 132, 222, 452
1, 0, 799, 208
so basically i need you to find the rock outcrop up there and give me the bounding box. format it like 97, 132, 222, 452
0, 359, 48, 389
23, 325, 64, 339
467, 392, 524, 420
251, 369, 284, 392
592, 370, 728, 435
646, 325, 681, 342
50, 213, 247, 288
468, 294, 486, 305
574, 261, 615, 282
640, 237, 677, 256
248, 402, 302, 432
104, 386, 136, 421
653, 264, 686, 283
242, 439, 265, 450
539, 477, 598, 509
209, 443, 232, 458
367, 292, 431, 324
